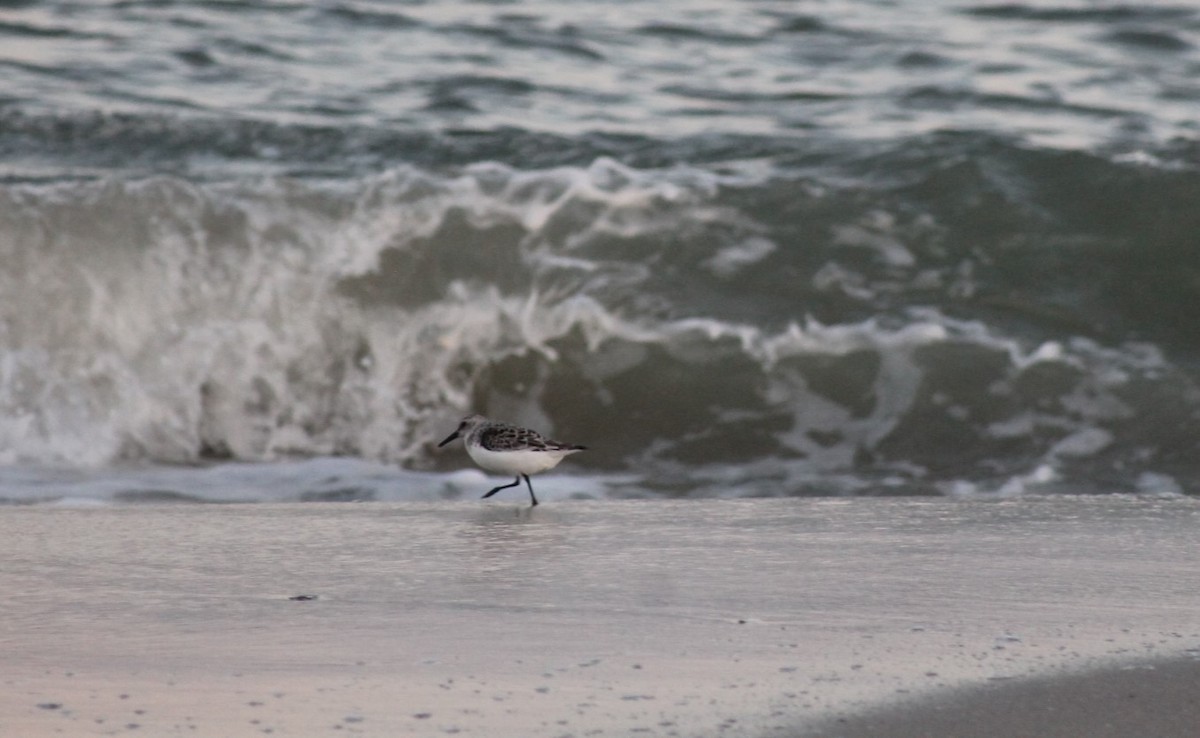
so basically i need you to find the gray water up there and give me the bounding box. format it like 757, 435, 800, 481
2, 1, 1199, 502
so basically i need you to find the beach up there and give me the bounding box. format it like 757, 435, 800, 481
3, 496, 1198, 737
4, 3, 1200, 734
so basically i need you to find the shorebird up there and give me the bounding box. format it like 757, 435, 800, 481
437, 414, 586, 506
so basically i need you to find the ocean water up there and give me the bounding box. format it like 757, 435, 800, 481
1, 0, 1198, 503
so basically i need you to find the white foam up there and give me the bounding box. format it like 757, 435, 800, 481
831, 210, 915, 267
1050, 428, 1114, 458
1135, 472, 1184, 497
702, 236, 777, 278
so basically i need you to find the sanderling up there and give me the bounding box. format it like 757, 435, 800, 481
437, 414, 586, 507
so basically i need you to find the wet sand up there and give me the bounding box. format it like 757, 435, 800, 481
1, 497, 1198, 736
805, 658, 1200, 738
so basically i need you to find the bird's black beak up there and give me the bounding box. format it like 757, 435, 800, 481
437, 430, 460, 448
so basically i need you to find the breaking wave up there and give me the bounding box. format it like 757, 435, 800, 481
3, 138, 1198, 497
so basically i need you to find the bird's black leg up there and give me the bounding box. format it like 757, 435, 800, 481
523, 474, 538, 507
482, 476, 522, 499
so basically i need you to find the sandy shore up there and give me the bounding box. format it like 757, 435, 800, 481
2, 497, 1198, 736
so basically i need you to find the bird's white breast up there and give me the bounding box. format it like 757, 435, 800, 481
466, 444, 576, 476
